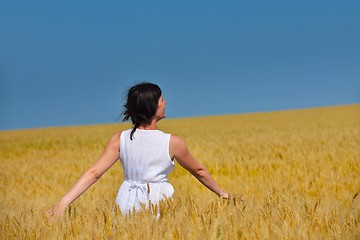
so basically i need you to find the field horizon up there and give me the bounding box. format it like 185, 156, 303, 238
1, 103, 359, 239
1, 103, 358, 133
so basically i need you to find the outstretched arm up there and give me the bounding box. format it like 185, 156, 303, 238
48, 131, 121, 217
169, 135, 228, 198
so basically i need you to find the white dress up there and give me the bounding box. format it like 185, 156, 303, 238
115, 129, 175, 215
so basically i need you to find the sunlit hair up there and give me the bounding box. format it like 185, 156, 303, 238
122, 82, 162, 140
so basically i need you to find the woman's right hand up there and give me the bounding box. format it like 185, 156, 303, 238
46, 201, 66, 218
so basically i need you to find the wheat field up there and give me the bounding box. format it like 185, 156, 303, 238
1, 104, 359, 239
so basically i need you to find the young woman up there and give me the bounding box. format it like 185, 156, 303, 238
48, 82, 229, 217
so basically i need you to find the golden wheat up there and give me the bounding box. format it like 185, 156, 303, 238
1, 104, 359, 239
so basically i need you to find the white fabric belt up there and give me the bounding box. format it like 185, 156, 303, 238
125, 179, 168, 195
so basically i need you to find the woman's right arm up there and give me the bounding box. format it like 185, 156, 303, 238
47, 131, 121, 217
169, 135, 228, 198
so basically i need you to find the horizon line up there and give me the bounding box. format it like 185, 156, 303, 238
1, 103, 358, 132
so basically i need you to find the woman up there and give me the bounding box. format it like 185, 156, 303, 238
48, 82, 228, 217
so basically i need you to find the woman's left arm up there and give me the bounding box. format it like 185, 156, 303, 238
48, 131, 121, 217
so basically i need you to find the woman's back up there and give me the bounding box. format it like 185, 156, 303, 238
120, 129, 174, 183
116, 129, 175, 214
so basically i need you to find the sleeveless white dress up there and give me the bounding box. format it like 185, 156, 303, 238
115, 129, 175, 215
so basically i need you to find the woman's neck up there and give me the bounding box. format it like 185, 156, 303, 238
138, 121, 157, 130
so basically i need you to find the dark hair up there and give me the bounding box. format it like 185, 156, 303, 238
122, 82, 162, 140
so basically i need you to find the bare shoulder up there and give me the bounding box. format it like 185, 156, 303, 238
113, 131, 122, 139
170, 134, 185, 147
107, 131, 122, 149
169, 134, 188, 159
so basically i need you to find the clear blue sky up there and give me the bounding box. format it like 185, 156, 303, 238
1, 1, 359, 130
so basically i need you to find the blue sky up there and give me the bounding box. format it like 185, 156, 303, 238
1, 1, 359, 130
